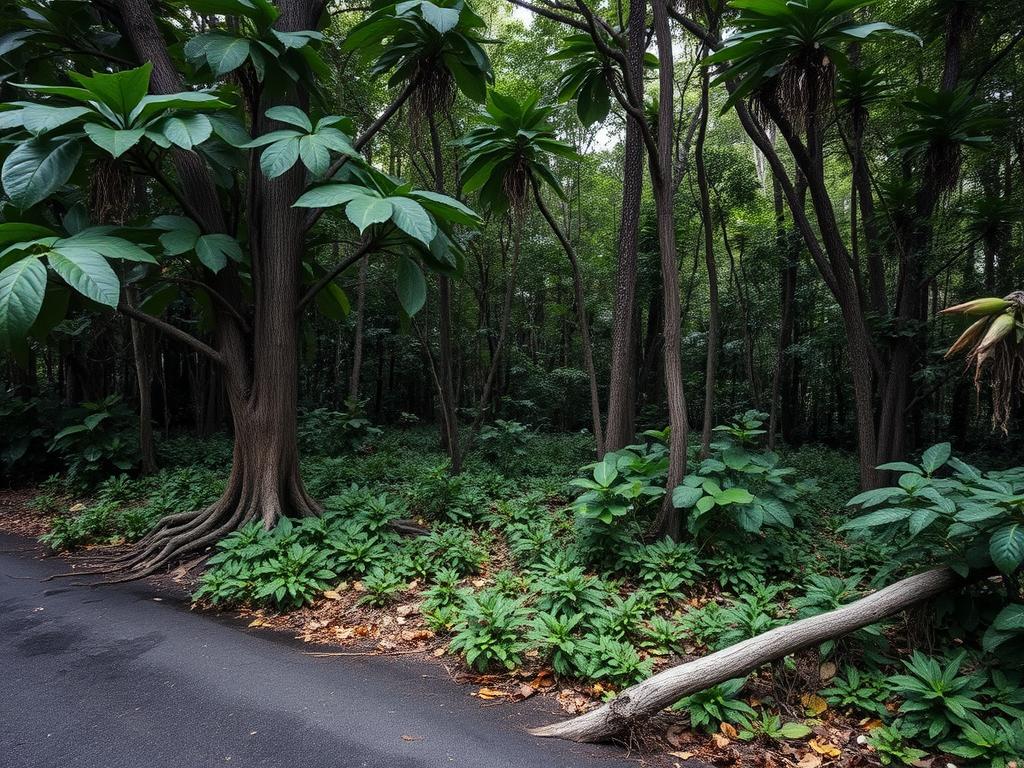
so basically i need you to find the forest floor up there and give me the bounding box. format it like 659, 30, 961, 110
4, 428, 991, 768
0, 532, 663, 768
0, 421, 912, 768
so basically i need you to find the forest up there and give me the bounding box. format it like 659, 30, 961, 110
0, 0, 1022, 765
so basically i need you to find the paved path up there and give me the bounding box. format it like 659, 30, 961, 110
0, 536, 648, 768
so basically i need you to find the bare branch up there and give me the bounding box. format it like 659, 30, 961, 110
118, 300, 223, 365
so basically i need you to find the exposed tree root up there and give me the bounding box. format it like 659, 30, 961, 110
529, 567, 962, 743
53, 466, 322, 583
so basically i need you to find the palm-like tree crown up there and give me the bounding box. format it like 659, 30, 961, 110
455, 92, 578, 215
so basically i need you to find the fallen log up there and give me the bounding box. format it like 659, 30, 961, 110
530, 566, 961, 742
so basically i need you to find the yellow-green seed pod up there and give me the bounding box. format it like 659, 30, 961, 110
939, 297, 1011, 316
978, 312, 1015, 351
944, 316, 990, 359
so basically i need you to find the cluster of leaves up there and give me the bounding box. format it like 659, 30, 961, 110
673, 411, 817, 541
47, 395, 137, 486
39, 464, 223, 549
297, 399, 383, 455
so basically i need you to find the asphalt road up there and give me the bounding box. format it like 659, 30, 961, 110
0, 535, 648, 768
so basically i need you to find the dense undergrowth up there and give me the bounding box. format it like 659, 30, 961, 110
23, 410, 1024, 767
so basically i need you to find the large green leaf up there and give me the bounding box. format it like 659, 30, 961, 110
129, 92, 228, 125
921, 442, 952, 474
19, 105, 93, 136
716, 487, 755, 506
293, 183, 367, 208
158, 114, 213, 150
56, 232, 156, 263
69, 63, 152, 118
265, 105, 312, 131
0, 223, 58, 247
194, 234, 242, 273
84, 124, 145, 158
0, 256, 46, 348
989, 524, 1024, 575
839, 507, 914, 530
395, 255, 426, 316
47, 248, 120, 307
1, 137, 81, 209
154, 215, 201, 255
315, 280, 350, 320
259, 137, 301, 178
298, 134, 330, 176
346, 195, 393, 233
388, 197, 436, 244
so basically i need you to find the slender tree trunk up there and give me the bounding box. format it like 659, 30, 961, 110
427, 113, 462, 472
127, 287, 157, 474
469, 215, 521, 441
603, 0, 646, 453
696, 68, 720, 456
533, 180, 604, 453
348, 254, 368, 402
650, 0, 688, 539
768, 177, 795, 450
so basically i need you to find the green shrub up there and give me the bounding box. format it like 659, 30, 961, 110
578, 635, 653, 686
449, 589, 532, 671
49, 395, 137, 487
888, 651, 984, 744
737, 711, 812, 741
359, 568, 406, 607
820, 665, 889, 716
671, 411, 815, 541
530, 611, 586, 676
531, 566, 606, 620
672, 677, 757, 733
477, 419, 530, 467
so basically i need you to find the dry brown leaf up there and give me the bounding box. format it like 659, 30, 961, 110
323, 590, 342, 601
859, 718, 884, 731
516, 683, 537, 700
530, 670, 555, 689
819, 661, 837, 682
802, 693, 830, 717
400, 629, 433, 642
796, 753, 823, 768
432, 647, 446, 657
396, 603, 417, 617
669, 752, 694, 760
808, 739, 841, 757
720, 722, 738, 739
476, 687, 506, 700
711, 733, 731, 749
248, 619, 266, 628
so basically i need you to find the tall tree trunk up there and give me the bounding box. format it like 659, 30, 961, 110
127, 287, 157, 474
603, 0, 646, 453
348, 254, 368, 402
696, 68, 720, 456
427, 113, 462, 472
650, 0, 689, 539
533, 181, 604, 452
103, 0, 323, 578
768, 177, 796, 450
469, 216, 521, 441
